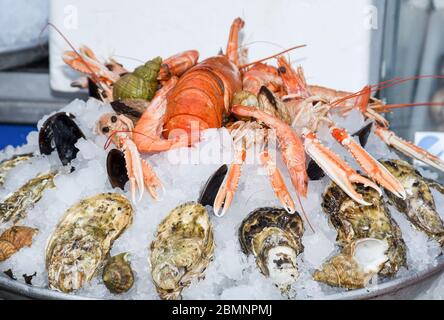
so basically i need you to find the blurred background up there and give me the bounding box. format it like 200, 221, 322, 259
0, 0, 443, 157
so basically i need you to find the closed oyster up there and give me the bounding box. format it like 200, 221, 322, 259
150, 202, 214, 300
0, 226, 38, 261
316, 182, 406, 289
381, 159, 444, 246
103, 253, 134, 294
46, 193, 133, 293
239, 207, 304, 294
0, 154, 33, 186
0, 171, 56, 224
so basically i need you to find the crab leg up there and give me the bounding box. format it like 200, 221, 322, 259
330, 126, 406, 199
260, 150, 296, 213
375, 125, 444, 172
213, 149, 245, 217
303, 129, 382, 206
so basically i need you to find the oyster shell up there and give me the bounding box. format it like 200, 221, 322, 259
0, 171, 56, 224
313, 238, 389, 289
150, 202, 214, 300
239, 207, 304, 294
0, 226, 38, 262
316, 182, 406, 289
46, 193, 133, 293
103, 253, 134, 294
381, 159, 444, 246
0, 154, 33, 186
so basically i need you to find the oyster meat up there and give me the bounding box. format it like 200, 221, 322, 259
103, 253, 134, 294
0, 154, 33, 186
315, 182, 407, 289
381, 159, 444, 246
150, 202, 214, 300
0, 226, 38, 262
239, 207, 304, 294
46, 193, 133, 293
0, 171, 56, 224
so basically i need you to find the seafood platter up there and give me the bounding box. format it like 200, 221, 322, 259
0, 18, 443, 300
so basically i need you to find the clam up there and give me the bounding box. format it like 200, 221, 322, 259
239, 207, 304, 294
46, 193, 133, 293
103, 253, 134, 294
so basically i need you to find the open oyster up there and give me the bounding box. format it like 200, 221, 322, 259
46, 193, 133, 293
150, 202, 214, 300
239, 207, 304, 294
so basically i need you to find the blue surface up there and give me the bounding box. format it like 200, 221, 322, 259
0, 124, 36, 150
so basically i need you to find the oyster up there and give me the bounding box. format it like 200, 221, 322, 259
0, 154, 33, 186
313, 238, 389, 289
239, 207, 304, 294
0, 226, 38, 262
0, 171, 56, 224
150, 202, 214, 300
46, 193, 133, 293
381, 159, 444, 246
103, 253, 134, 294
315, 182, 407, 289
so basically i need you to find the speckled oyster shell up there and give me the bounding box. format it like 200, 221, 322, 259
239, 207, 304, 294
46, 193, 133, 293
0, 154, 33, 186
102, 253, 134, 294
316, 181, 407, 289
150, 202, 214, 300
0, 171, 56, 224
381, 159, 444, 246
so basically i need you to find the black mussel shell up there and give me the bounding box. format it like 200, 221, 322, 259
39, 112, 85, 166
352, 122, 373, 148
107, 149, 129, 189
198, 165, 228, 206
110, 99, 148, 124
307, 159, 325, 181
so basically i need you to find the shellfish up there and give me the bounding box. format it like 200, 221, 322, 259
46, 193, 133, 293
381, 159, 444, 246
0, 154, 33, 186
0, 226, 38, 262
0, 172, 56, 224
239, 207, 304, 294
102, 253, 134, 294
315, 181, 407, 289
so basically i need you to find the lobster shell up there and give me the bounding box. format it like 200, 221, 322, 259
163, 56, 242, 138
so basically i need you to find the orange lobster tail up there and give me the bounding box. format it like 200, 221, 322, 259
163, 56, 242, 139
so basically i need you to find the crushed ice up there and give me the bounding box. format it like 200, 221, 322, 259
0, 98, 442, 300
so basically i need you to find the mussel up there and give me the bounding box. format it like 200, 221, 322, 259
239, 207, 304, 294
39, 112, 85, 166
106, 149, 129, 190
110, 99, 148, 124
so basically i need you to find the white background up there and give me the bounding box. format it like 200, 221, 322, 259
49, 0, 384, 93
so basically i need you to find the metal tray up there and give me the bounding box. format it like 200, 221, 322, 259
0, 256, 442, 300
